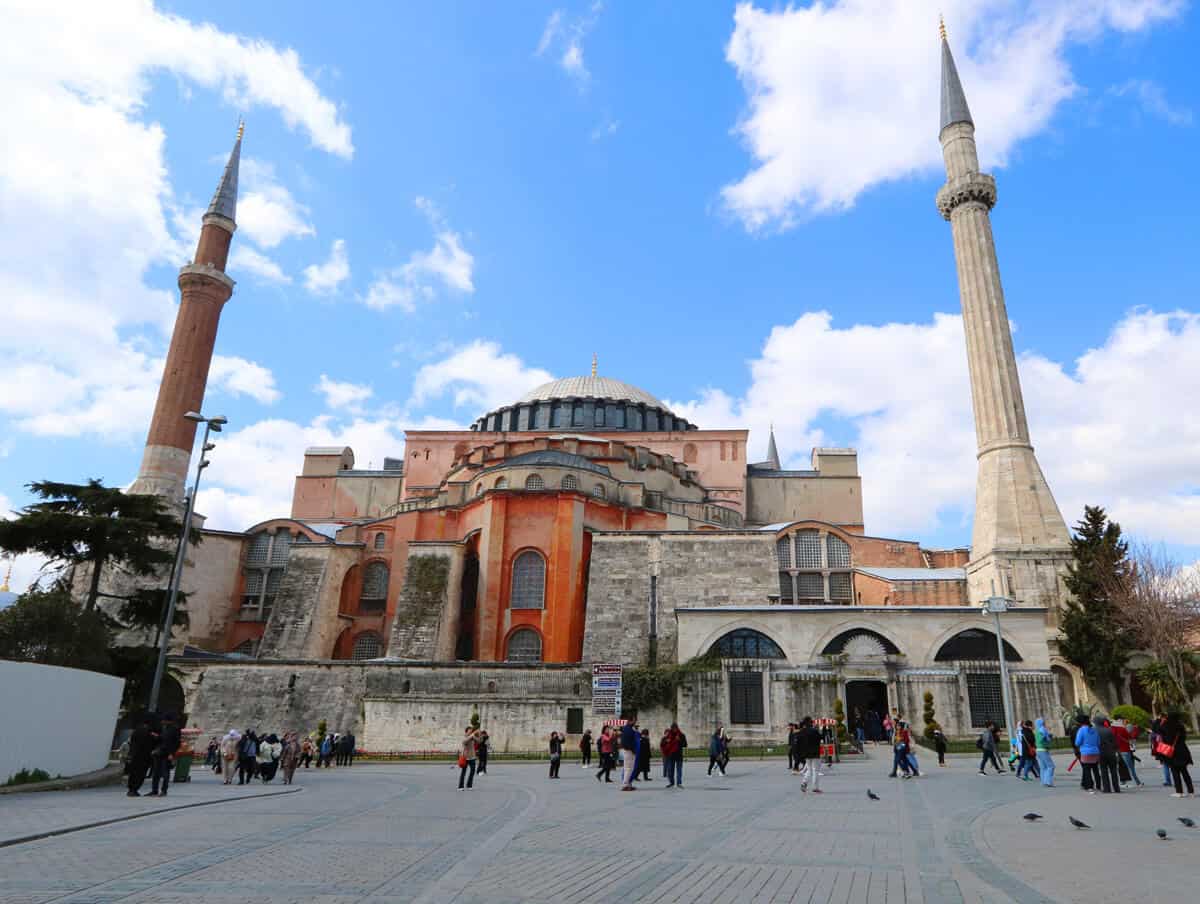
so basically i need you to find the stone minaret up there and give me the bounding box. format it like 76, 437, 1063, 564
130, 125, 242, 499
935, 28, 1071, 608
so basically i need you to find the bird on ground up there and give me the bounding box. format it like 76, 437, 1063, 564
1178, 817, 1195, 828
1022, 813, 1043, 821
1157, 829, 1168, 840
867, 789, 880, 801
1068, 817, 1090, 830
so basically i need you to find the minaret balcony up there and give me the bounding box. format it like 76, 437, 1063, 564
936, 172, 997, 220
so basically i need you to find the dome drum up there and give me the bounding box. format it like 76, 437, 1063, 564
472, 393, 695, 434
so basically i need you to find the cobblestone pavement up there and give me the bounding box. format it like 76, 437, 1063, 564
0, 753, 1196, 903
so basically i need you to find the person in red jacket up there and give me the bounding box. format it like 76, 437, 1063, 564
1112, 718, 1143, 787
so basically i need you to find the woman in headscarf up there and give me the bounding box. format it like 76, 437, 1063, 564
257, 733, 282, 783
279, 731, 302, 785
219, 729, 241, 785
1034, 717, 1055, 787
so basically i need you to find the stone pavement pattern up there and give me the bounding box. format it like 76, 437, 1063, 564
0, 754, 1196, 903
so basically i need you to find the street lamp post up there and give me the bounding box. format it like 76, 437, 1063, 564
983, 594, 1019, 761
147, 411, 226, 712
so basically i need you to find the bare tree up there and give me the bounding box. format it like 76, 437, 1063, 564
1106, 544, 1200, 717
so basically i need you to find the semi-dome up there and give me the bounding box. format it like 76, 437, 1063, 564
470, 373, 696, 433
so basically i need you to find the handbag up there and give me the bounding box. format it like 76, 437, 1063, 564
1154, 739, 1176, 759
457, 754, 467, 769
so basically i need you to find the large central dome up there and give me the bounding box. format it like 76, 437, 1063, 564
517, 376, 666, 409
470, 373, 696, 433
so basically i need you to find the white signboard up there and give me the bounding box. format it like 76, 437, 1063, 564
592, 663, 622, 717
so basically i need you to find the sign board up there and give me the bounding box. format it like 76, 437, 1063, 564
591, 663, 622, 717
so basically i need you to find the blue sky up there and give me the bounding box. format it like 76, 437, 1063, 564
1, 1, 1198, 591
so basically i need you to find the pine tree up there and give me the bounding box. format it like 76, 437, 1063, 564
1058, 506, 1130, 704
0, 586, 112, 672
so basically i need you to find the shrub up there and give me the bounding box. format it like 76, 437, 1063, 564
922, 691, 942, 739
832, 697, 847, 743
3, 768, 54, 787
1110, 704, 1151, 729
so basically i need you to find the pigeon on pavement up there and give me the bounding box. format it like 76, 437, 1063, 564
1068, 817, 1090, 829
867, 789, 880, 801
1178, 817, 1195, 828
1022, 813, 1043, 821
1157, 829, 1168, 839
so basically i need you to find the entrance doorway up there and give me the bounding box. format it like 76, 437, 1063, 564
845, 679, 888, 742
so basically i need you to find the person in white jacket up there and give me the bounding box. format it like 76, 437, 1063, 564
256, 734, 282, 783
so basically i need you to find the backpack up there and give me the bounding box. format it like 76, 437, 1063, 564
975, 735, 984, 750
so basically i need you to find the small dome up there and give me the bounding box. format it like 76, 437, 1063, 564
517, 376, 667, 410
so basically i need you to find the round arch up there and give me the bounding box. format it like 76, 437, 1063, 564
509, 548, 546, 610
932, 627, 1022, 662
691, 620, 792, 664
809, 620, 903, 663
708, 628, 786, 659
821, 628, 901, 657
503, 626, 543, 663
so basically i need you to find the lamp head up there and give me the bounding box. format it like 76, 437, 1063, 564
184, 411, 204, 423
210, 415, 228, 426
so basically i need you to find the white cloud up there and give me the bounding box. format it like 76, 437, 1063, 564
236, 159, 314, 248
590, 117, 620, 141
536, 3, 603, 85
363, 198, 474, 312
229, 245, 290, 284
210, 355, 281, 404
303, 238, 350, 294
410, 341, 553, 412
1110, 78, 1194, 126
670, 307, 1200, 548
316, 373, 372, 412
722, 0, 1183, 228
0, 1, 349, 444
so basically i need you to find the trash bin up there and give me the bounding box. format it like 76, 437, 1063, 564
174, 727, 203, 782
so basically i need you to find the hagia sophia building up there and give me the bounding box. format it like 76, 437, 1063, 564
107, 33, 1091, 748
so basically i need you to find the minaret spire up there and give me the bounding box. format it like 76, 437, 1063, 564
130, 123, 241, 499
765, 424, 781, 471
934, 28, 1070, 607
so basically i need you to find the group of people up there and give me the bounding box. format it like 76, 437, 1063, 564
200, 728, 358, 787
123, 712, 181, 797
456, 727, 491, 790
786, 717, 826, 791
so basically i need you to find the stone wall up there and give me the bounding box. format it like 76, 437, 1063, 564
258, 544, 359, 659
388, 548, 459, 659
582, 535, 654, 665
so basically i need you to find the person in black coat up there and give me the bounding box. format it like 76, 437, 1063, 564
148, 713, 181, 797
636, 728, 652, 781
126, 717, 154, 797
1161, 713, 1194, 796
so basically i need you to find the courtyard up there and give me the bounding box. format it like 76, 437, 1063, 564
0, 752, 1195, 903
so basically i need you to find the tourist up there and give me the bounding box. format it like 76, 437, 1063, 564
1074, 715, 1101, 793
787, 723, 799, 772
579, 728, 593, 768
890, 719, 914, 779
319, 733, 334, 768
595, 726, 615, 783
707, 725, 727, 777
716, 724, 731, 774
637, 728, 652, 781
866, 709, 882, 745
798, 716, 822, 792
977, 721, 1004, 775
883, 713, 894, 745
1017, 720, 1037, 781
148, 712, 181, 797
339, 732, 356, 767
279, 732, 301, 785
204, 736, 219, 770
853, 707, 866, 750
662, 722, 687, 789
477, 730, 489, 775
238, 730, 258, 784
933, 728, 948, 767
458, 726, 481, 790
125, 716, 154, 797
548, 731, 563, 779
1151, 713, 1174, 786
1112, 717, 1142, 788
1096, 717, 1120, 793
257, 733, 282, 782
620, 718, 641, 790
219, 729, 240, 785
300, 736, 314, 769
1158, 712, 1194, 798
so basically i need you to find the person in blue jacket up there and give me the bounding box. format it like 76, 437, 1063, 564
1074, 715, 1101, 793
620, 718, 641, 791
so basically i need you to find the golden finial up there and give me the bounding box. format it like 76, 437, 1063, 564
591, 353, 598, 378
0, 559, 11, 594
236, 119, 245, 141
938, 15, 947, 42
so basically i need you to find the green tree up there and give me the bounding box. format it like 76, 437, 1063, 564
922, 691, 941, 739
0, 479, 188, 612
0, 586, 112, 672
1058, 506, 1130, 704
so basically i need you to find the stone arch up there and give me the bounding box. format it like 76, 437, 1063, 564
931, 627, 1022, 662
809, 620, 903, 664
682, 442, 698, 464
504, 626, 543, 662
821, 628, 901, 658
708, 628, 786, 659
692, 620, 792, 664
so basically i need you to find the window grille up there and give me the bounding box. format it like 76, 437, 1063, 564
242, 570, 264, 606
494, 477, 508, 489
592, 484, 606, 499
374, 532, 386, 550
572, 405, 584, 427
551, 404, 567, 428
729, 671, 764, 724
361, 562, 389, 608
796, 572, 824, 600
352, 632, 381, 660
265, 568, 283, 596
829, 572, 853, 601
710, 629, 785, 659
247, 532, 270, 566
794, 531, 822, 569
966, 671, 1006, 728
524, 473, 544, 490
612, 407, 625, 428
778, 572, 795, 602
510, 551, 545, 609
561, 473, 579, 490
269, 530, 291, 566
775, 536, 792, 569
506, 628, 542, 662
826, 534, 851, 567
566, 707, 584, 734
595, 407, 605, 427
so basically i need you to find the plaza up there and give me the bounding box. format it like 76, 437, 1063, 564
1, 753, 1195, 903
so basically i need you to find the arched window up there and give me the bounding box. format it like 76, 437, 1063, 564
826, 534, 851, 567
475, 483, 484, 497
561, 473, 579, 490
683, 442, 698, 464
374, 532, 386, 550
777, 528, 853, 605
821, 629, 901, 657
592, 484, 606, 499
506, 628, 542, 662
352, 631, 381, 660
360, 561, 389, 613
935, 629, 1022, 662
247, 532, 270, 566
494, 476, 508, 489
525, 473, 544, 490
510, 551, 545, 610
709, 628, 785, 659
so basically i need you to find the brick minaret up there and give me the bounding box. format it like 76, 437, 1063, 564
934, 26, 1071, 608
130, 125, 242, 499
